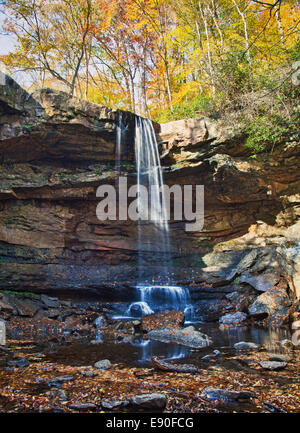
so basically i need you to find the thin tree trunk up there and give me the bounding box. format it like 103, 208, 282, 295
198, 1, 216, 98
275, 4, 284, 46
232, 0, 251, 65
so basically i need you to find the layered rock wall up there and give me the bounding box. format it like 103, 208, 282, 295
0, 73, 299, 312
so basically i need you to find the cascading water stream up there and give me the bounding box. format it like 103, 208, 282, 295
115, 112, 124, 178
125, 115, 194, 322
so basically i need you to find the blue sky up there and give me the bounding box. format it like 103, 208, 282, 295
0, 12, 15, 55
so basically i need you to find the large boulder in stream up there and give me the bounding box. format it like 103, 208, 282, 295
141, 310, 185, 332
249, 286, 291, 326
147, 325, 212, 348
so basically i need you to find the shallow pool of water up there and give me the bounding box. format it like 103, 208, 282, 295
43, 323, 292, 368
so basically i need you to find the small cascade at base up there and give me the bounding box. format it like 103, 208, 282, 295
126, 284, 194, 322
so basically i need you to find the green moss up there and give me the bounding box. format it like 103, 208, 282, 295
171, 161, 190, 168
0, 290, 40, 299
285, 240, 296, 248
3, 217, 14, 228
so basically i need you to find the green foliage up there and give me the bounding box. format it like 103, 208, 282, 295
154, 94, 215, 123
171, 161, 190, 168
55, 172, 67, 180
289, 38, 300, 61
244, 114, 291, 154
214, 51, 252, 101
0, 290, 40, 299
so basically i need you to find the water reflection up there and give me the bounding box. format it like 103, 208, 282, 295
129, 325, 292, 362
130, 337, 189, 362
202, 324, 291, 352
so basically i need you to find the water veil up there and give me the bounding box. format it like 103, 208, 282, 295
116, 113, 194, 322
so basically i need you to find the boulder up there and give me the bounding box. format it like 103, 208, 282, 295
234, 341, 259, 350
219, 312, 247, 325
249, 287, 291, 325
41, 295, 60, 309
94, 315, 107, 328
201, 388, 255, 402
202, 350, 222, 362
7, 357, 29, 368
130, 393, 166, 410
47, 375, 74, 388
268, 354, 291, 362
276, 243, 300, 299
292, 320, 300, 330
94, 359, 112, 370
277, 339, 295, 350
240, 272, 279, 292
259, 361, 287, 371
101, 400, 129, 410
141, 310, 184, 332
292, 330, 300, 346
68, 403, 97, 411
147, 325, 212, 348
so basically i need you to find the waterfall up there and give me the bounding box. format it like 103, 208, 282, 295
115, 114, 194, 322
115, 112, 124, 177
134, 116, 172, 282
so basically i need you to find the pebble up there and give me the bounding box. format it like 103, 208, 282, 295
94, 359, 112, 370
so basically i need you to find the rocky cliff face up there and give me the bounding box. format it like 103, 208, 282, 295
0, 73, 299, 324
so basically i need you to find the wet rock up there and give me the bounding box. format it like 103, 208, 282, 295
292, 320, 300, 330
226, 289, 257, 314
249, 287, 291, 326
94, 315, 107, 328
7, 357, 29, 368
35, 377, 45, 384
94, 359, 112, 370
130, 393, 167, 410
277, 339, 295, 350
276, 243, 300, 299
40, 295, 60, 309
47, 375, 74, 388
101, 400, 129, 410
46, 308, 61, 319
219, 312, 247, 325
10, 297, 41, 317
201, 387, 255, 402
0, 298, 16, 315
68, 403, 97, 411
240, 272, 280, 292
292, 329, 300, 346
56, 390, 68, 401
147, 325, 212, 348
141, 310, 185, 332
234, 341, 260, 351
80, 370, 98, 378
259, 361, 287, 371
202, 350, 222, 362
90, 339, 103, 345
194, 299, 229, 322
269, 354, 291, 362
